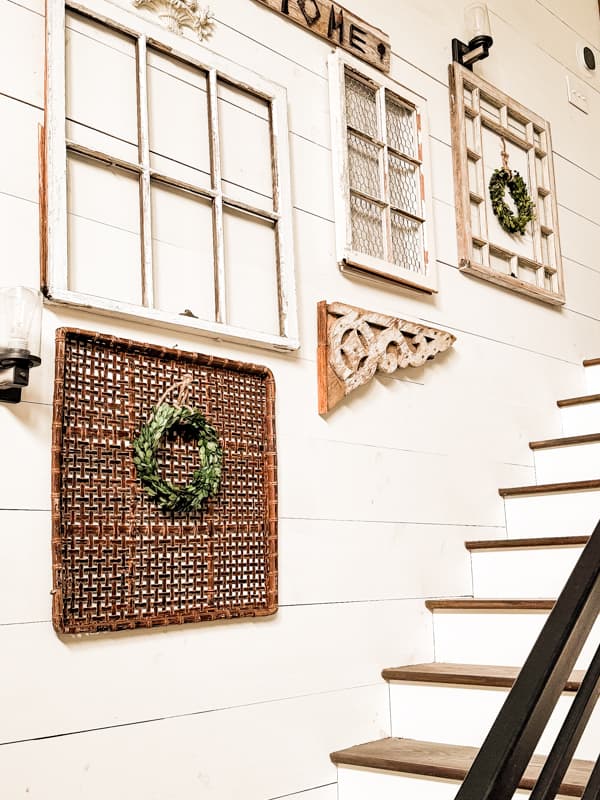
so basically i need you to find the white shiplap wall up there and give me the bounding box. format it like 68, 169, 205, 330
1, 0, 599, 797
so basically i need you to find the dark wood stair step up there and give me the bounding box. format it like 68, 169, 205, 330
557, 394, 600, 408
381, 662, 584, 692
465, 535, 590, 551
330, 738, 594, 796
499, 479, 600, 498
530, 432, 600, 450
425, 598, 555, 611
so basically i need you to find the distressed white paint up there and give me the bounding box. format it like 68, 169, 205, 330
471, 543, 585, 599
329, 51, 438, 293
46, 0, 299, 351
2, 0, 600, 796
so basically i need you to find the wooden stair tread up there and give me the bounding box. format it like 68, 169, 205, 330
330, 737, 594, 796
425, 598, 555, 611
530, 432, 600, 450
557, 393, 600, 408
465, 535, 589, 551
499, 478, 600, 498
381, 662, 584, 692
583, 358, 600, 367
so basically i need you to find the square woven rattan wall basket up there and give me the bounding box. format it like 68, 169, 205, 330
51, 329, 278, 634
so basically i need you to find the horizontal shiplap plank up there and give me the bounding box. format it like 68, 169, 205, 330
279, 521, 499, 606
278, 437, 532, 526
4, 377, 534, 522
0, 599, 431, 743
272, 786, 337, 800
0, 403, 51, 511
0, 93, 43, 204
24, 295, 583, 452
0, 511, 494, 625
0, 193, 40, 288
536, 0, 600, 43
0, 511, 51, 625
558, 205, 600, 275
0, 0, 44, 108
0, 684, 389, 799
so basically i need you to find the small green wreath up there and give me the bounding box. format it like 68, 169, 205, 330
489, 168, 535, 235
133, 382, 223, 513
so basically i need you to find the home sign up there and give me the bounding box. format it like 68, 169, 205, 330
255, 0, 391, 72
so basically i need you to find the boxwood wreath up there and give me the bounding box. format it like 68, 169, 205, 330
489, 167, 535, 235
133, 376, 223, 513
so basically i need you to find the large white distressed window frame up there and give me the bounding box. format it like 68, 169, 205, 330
329, 51, 437, 294
44, 0, 299, 352
449, 63, 564, 306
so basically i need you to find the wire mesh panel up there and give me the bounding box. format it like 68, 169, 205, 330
386, 95, 416, 158
330, 53, 437, 291
51, 329, 277, 634
345, 73, 379, 138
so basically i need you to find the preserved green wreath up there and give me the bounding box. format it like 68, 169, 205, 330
133, 379, 223, 513
489, 168, 535, 235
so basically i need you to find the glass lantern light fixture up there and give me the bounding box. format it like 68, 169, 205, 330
0, 287, 43, 404
452, 2, 494, 70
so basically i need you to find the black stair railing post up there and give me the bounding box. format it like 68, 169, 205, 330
454, 519, 600, 800
529, 643, 600, 800
581, 755, 600, 800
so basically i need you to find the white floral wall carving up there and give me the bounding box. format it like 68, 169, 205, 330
132, 0, 216, 41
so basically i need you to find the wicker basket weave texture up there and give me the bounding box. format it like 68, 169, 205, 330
51, 329, 277, 634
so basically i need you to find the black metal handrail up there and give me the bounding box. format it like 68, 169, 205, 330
455, 519, 600, 800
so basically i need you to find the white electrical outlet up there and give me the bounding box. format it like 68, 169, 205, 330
567, 74, 589, 113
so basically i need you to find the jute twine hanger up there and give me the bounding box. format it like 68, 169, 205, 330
157, 374, 194, 408
501, 136, 512, 176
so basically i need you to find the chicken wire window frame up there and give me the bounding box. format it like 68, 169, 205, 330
449, 63, 565, 306
329, 52, 438, 294
44, 0, 299, 352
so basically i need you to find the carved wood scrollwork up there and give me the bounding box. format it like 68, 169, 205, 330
317, 301, 456, 414
132, 0, 216, 41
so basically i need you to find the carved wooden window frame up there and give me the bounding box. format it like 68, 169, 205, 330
44, 0, 299, 352
329, 51, 438, 294
449, 63, 565, 306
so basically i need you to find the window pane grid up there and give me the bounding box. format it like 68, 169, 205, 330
62, 8, 287, 340
345, 71, 425, 274
385, 91, 417, 159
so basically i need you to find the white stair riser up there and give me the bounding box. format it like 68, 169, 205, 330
389, 683, 599, 760
471, 547, 584, 599
432, 611, 600, 669
584, 364, 600, 394
504, 489, 600, 538
534, 442, 600, 484
337, 766, 532, 800
560, 402, 600, 436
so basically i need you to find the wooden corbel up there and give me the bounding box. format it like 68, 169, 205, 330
317, 301, 456, 414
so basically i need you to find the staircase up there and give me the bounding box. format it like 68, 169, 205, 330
330, 359, 600, 799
